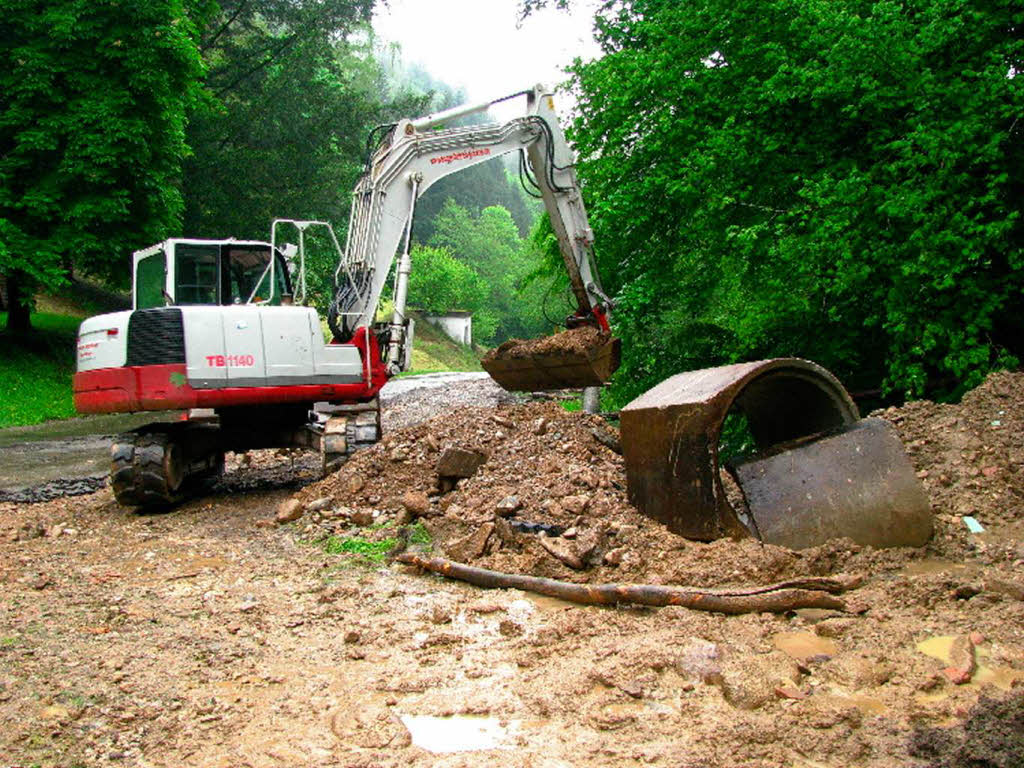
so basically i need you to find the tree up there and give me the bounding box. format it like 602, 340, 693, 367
563, 0, 1023, 403
406, 245, 495, 340
0, 0, 203, 330
182, 0, 427, 240
428, 200, 550, 344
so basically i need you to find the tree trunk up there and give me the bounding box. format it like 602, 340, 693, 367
4, 271, 33, 332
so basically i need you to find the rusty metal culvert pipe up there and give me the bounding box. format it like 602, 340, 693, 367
619, 358, 932, 549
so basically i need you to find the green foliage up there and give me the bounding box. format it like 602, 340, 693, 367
408, 521, 432, 546
567, 0, 1024, 403
408, 245, 490, 327
0, 0, 204, 295
0, 313, 80, 427
182, 1, 428, 240
428, 200, 552, 345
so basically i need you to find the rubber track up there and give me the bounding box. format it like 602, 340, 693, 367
110, 431, 183, 508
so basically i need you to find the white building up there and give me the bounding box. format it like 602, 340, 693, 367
423, 311, 472, 346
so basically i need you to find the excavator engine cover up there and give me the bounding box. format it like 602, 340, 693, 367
620, 358, 932, 549
482, 330, 620, 392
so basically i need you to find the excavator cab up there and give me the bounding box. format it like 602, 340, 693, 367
132, 240, 294, 309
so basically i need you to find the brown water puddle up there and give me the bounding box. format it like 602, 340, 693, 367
398, 714, 521, 753
902, 559, 977, 577
915, 635, 1023, 693
773, 631, 837, 661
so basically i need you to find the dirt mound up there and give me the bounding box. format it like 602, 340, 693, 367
294, 370, 1024, 585
482, 325, 610, 361
874, 370, 1024, 537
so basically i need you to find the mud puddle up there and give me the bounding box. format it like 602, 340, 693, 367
398, 714, 522, 753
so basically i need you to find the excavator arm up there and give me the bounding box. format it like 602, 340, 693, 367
328, 85, 612, 375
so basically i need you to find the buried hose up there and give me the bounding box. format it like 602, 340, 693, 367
395, 553, 864, 615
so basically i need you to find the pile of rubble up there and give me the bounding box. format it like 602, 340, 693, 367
277, 371, 1024, 587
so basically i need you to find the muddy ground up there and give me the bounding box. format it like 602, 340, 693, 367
2, 373, 1023, 767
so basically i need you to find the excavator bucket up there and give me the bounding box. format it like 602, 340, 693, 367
482, 327, 620, 392
620, 358, 932, 549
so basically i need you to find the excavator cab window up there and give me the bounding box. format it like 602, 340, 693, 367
221, 246, 292, 305
134, 250, 166, 309
171, 243, 292, 306
175, 244, 220, 305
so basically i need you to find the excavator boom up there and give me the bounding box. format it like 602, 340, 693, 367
329, 84, 618, 391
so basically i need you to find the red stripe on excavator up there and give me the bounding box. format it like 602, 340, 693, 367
74, 327, 389, 414
73, 364, 385, 413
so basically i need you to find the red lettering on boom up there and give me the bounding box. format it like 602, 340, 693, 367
430, 148, 491, 165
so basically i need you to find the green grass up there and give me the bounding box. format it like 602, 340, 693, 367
408, 521, 432, 546
320, 534, 397, 566
316, 521, 431, 569
408, 315, 483, 374
0, 312, 80, 428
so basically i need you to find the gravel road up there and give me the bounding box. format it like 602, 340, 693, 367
0, 373, 513, 502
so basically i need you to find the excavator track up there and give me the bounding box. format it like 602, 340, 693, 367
110, 425, 223, 508
319, 399, 382, 474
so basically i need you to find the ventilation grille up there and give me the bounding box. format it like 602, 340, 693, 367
126, 308, 185, 367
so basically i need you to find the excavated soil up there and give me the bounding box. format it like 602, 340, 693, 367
2, 372, 1024, 766
482, 325, 611, 360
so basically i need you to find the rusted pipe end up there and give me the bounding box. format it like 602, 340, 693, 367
620, 359, 858, 542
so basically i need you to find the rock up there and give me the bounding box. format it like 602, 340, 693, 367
330, 703, 411, 749
254, 519, 276, 529
573, 528, 603, 563
943, 666, 972, 685
540, 499, 565, 517
561, 495, 589, 515
350, 509, 375, 527
590, 426, 622, 454
491, 414, 515, 429
239, 600, 259, 613
984, 578, 1024, 601
429, 605, 452, 625
436, 447, 487, 479
674, 638, 722, 684
824, 655, 893, 690
774, 686, 807, 700
425, 433, 440, 452
611, 524, 637, 544
445, 522, 495, 562
276, 499, 304, 524
344, 630, 361, 644
401, 491, 430, 518
306, 497, 334, 513
943, 635, 976, 685
715, 652, 800, 711
533, 417, 549, 436
499, 619, 523, 637
539, 537, 584, 570
603, 547, 626, 566
494, 495, 522, 517
346, 475, 366, 495
814, 618, 855, 638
